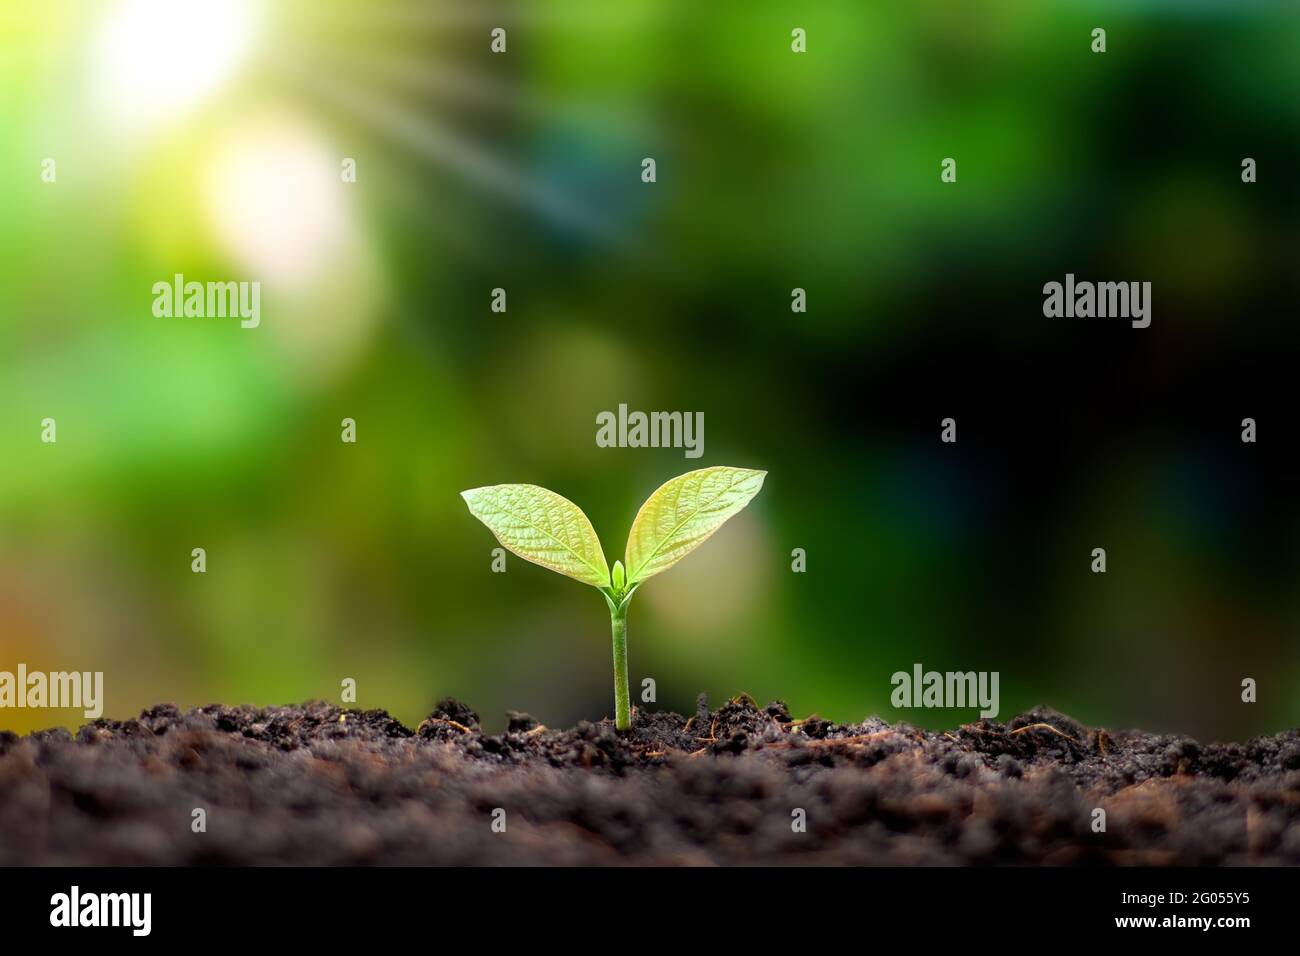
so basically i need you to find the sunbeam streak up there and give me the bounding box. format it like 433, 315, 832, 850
276, 55, 627, 246
308, 46, 649, 139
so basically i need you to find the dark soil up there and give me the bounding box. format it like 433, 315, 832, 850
3, 696, 1299, 865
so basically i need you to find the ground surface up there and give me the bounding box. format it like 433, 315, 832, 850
2, 696, 1298, 865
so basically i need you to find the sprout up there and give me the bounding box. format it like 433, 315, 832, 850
461, 466, 766, 731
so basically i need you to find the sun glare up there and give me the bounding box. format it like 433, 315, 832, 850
202, 118, 348, 287
95, 0, 259, 129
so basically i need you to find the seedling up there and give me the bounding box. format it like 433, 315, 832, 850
461, 465, 766, 731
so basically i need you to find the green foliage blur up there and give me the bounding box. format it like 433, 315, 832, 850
2, 1, 1298, 738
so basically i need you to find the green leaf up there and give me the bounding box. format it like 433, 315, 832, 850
461, 484, 611, 588
624, 466, 766, 584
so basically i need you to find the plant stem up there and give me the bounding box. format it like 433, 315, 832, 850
609, 601, 631, 731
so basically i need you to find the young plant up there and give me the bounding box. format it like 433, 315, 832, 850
461, 466, 766, 731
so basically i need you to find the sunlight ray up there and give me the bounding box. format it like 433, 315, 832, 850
273, 55, 629, 247
308, 45, 649, 140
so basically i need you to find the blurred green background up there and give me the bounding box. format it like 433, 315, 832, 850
2, 1, 1298, 739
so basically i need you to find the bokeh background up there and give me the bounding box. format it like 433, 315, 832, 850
2, 0, 1298, 739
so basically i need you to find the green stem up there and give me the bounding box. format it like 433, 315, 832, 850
609, 601, 631, 731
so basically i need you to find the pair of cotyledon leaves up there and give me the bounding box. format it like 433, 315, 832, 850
461, 466, 766, 592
